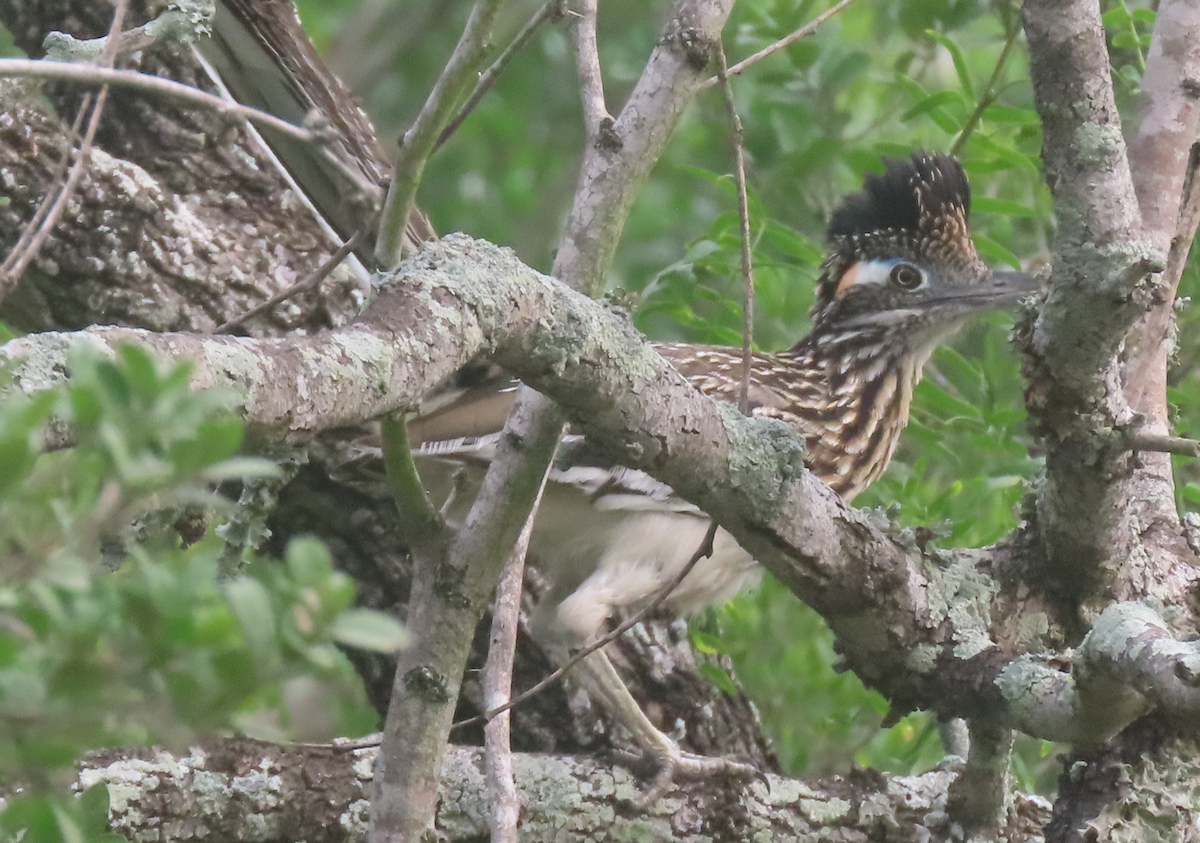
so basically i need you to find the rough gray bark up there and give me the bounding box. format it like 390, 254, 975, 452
0, 0, 367, 335
76, 737, 1054, 843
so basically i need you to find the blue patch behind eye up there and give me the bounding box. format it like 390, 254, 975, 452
850, 258, 903, 287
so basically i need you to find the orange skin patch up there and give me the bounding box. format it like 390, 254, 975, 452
836, 262, 860, 295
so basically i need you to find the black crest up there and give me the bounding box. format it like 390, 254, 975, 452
828, 152, 970, 241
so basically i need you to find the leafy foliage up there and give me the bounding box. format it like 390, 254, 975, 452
0, 346, 404, 830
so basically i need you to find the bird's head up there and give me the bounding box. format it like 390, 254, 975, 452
808, 152, 1036, 356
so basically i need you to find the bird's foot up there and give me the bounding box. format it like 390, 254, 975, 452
624, 739, 759, 808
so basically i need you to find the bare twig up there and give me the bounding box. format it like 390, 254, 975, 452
0, 59, 316, 144
437, 1, 566, 151
949, 21, 1023, 157
1129, 431, 1200, 458
452, 521, 720, 730
482, 452, 556, 843
573, 0, 609, 140
375, 0, 513, 268
713, 44, 755, 414
0, 1, 128, 298
214, 232, 363, 334
701, 0, 860, 89
0, 92, 91, 283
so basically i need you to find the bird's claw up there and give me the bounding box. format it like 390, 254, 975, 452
629, 742, 758, 808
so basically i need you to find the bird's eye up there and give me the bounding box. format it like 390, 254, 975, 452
889, 263, 924, 290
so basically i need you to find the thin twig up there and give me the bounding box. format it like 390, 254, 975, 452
482, 448, 556, 843
379, 415, 446, 557
450, 520, 719, 731
714, 44, 755, 415
0, 92, 91, 282
572, 0, 609, 140
0, 59, 315, 143
0, 1, 128, 298
214, 231, 363, 333
1166, 144, 1200, 291
949, 22, 1023, 157
375, 0, 512, 269
436, 0, 565, 151
1129, 432, 1200, 458
701, 0, 861, 89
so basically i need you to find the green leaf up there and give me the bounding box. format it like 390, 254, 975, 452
971, 196, 1037, 218
900, 90, 966, 123
200, 457, 281, 483
926, 30, 974, 99
981, 103, 1041, 125
223, 577, 282, 675
1101, 6, 1132, 27
75, 784, 110, 838
696, 662, 739, 696
51, 804, 84, 843
973, 233, 1024, 270
330, 609, 408, 653
285, 538, 334, 587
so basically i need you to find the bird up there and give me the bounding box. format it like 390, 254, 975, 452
410, 151, 1037, 789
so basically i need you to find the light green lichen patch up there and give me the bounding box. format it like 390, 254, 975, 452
1088, 736, 1200, 842
719, 404, 806, 521
1014, 612, 1050, 650
906, 642, 939, 675
339, 798, 371, 841
3, 330, 114, 395
922, 556, 997, 659
1071, 123, 1124, 167
797, 796, 852, 825
995, 654, 1081, 740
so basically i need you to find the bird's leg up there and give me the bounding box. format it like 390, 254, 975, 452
565, 643, 758, 806
439, 465, 470, 519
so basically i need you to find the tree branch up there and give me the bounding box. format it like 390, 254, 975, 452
0, 58, 315, 143
374, 0, 512, 268
74, 737, 1052, 843
1020, 0, 1194, 615
1122, 0, 1200, 433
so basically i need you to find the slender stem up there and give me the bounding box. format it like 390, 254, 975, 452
436, 1, 565, 151
713, 44, 755, 415
482, 451, 554, 843
573, 0, 608, 140
215, 232, 362, 334
375, 0, 512, 269
0, 59, 314, 143
380, 415, 445, 553
0, 92, 90, 283
950, 22, 1022, 157
1129, 431, 1200, 458
0, 1, 128, 297
701, 0, 860, 89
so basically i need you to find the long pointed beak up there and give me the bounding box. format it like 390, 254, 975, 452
925, 270, 1041, 309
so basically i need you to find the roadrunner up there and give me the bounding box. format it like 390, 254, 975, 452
411, 152, 1036, 783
